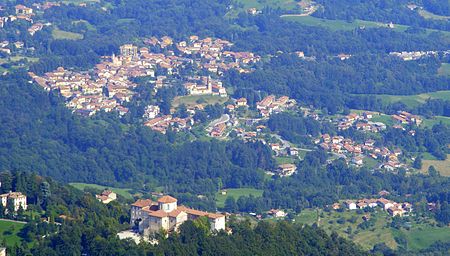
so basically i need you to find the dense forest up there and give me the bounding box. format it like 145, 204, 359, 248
0, 73, 274, 198
314, 0, 450, 31
225, 54, 450, 113
0, 171, 368, 256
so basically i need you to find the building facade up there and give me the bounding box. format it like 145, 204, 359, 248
131, 195, 225, 236
0, 192, 27, 211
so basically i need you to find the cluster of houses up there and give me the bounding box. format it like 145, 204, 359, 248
337, 112, 386, 132
0, 191, 27, 212
392, 111, 422, 126
318, 134, 405, 170
336, 197, 413, 217
256, 95, 295, 117
0, 4, 56, 34
30, 35, 259, 118
390, 51, 438, 61
96, 189, 117, 204
130, 195, 225, 236
144, 115, 194, 134
143, 35, 260, 75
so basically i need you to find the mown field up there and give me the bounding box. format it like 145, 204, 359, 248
235, 0, 299, 10
216, 188, 264, 208
438, 63, 450, 76
52, 28, 84, 40
295, 209, 450, 251
0, 219, 26, 246
69, 183, 134, 199
421, 154, 450, 177
418, 9, 450, 21
372, 91, 450, 108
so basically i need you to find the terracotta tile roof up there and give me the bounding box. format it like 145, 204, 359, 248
148, 210, 168, 218
158, 195, 177, 204
178, 206, 224, 219
131, 199, 155, 208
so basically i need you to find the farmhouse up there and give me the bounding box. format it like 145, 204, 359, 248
96, 190, 117, 204
0, 191, 27, 211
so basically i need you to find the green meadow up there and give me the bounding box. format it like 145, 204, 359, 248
52, 28, 84, 40
0, 219, 26, 247
296, 209, 450, 251
216, 188, 264, 208
69, 183, 133, 199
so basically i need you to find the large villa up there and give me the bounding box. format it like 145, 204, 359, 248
130, 195, 225, 236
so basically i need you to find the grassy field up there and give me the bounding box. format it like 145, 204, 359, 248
69, 183, 133, 199
418, 10, 450, 21
296, 209, 450, 251
283, 16, 409, 32
172, 95, 228, 108
403, 225, 450, 250
216, 188, 263, 208
275, 156, 296, 165
438, 63, 450, 76
0, 219, 26, 246
0, 56, 39, 65
358, 91, 450, 108
52, 28, 84, 40
235, 0, 299, 10
283, 16, 450, 38
420, 154, 450, 176
422, 116, 450, 127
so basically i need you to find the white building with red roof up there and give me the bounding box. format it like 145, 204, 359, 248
130, 195, 225, 236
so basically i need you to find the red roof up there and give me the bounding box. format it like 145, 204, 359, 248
131, 199, 154, 208
158, 195, 177, 204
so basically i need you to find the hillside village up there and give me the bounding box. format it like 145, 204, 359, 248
29, 36, 259, 120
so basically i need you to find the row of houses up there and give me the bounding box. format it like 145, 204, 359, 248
318, 134, 404, 170
144, 115, 194, 134
337, 198, 413, 217
337, 112, 386, 132
256, 95, 295, 117
392, 111, 422, 126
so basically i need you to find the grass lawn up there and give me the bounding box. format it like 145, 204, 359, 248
216, 188, 263, 208
283, 16, 408, 32
172, 95, 228, 108
418, 10, 450, 21
72, 20, 96, 31
283, 16, 450, 39
438, 63, 450, 76
52, 28, 84, 40
363, 157, 379, 169
401, 225, 450, 250
275, 156, 296, 165
422, 116, 450, 127
356, 90, 450, 108
0, 56, 39, 65
370, 114, 394, 126
235, 0, 299, 10
69, 183, 133, 200
420, 154, 450, 176
0, 219, 25, 246
296, 209, 450, 251
295, 208, 318, 224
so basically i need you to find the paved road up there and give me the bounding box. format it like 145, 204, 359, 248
0, 218, 27, 224
208, 114, 230, 129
